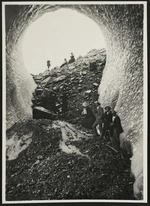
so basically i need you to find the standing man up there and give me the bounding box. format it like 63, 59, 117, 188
101, 106, 112, 140
68, 53, 75, 64
111, 111, 123, 150
81, 102, 96, 129
60, 58, 68, 68
92, 101, 104, 137
47, 60, 51, 70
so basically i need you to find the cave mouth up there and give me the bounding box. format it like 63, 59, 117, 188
19, 8, 107, 121
21, 8, 107, 75
4, 3, 145, 201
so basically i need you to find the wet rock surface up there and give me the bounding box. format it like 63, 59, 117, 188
6, 119, 135, 200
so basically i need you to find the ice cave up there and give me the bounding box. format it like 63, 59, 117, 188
4, 3, 145, 200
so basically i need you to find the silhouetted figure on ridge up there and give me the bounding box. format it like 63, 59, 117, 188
81, 102, 96, 129
47, 60, 51, 70
68, 53, 75, 64
60, 58, 68, 68
92, 101, 104, 137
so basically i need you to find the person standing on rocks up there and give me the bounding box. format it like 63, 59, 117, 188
101, 106, 113, 140
81, 102, 96, 129
111, 111, 123, 150
92, 101, 104, 137
60, 58, 68, 68
68, 53, 75, 64
47, 60, 51, 70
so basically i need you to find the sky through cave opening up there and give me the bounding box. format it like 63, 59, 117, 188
21, 8, 106, 75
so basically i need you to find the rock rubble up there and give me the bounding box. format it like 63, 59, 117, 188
32, 49, 106, 122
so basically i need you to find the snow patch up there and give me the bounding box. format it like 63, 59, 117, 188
52, 121, 91, 159
6, 132, 33, 160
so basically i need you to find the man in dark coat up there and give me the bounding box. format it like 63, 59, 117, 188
68, 53, 75, 64
47, 60, 51, 70
92, 101, 104, 137
111, 111, 123, 150
81, 102, 96, 129
101, 106, 112, 139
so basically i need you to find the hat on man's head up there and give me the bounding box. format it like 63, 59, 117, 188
105, 106, 111, 110
82, 102, 89, 107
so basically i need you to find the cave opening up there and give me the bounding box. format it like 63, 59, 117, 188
20, 8, 107, 121
4, 3, 145, 201
21, 8, 106, 75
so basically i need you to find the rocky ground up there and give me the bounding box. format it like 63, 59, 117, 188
6, 119, 135, 201
31, 49, 106, 123
6, 49, 135, 201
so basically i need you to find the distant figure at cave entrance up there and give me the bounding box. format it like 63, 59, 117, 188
68, 53, 75, 64
60, 58, 68, 68
92, 101, 104, 137
47, 60, 51, 70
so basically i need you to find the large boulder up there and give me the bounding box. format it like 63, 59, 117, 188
33, 106, 57, 119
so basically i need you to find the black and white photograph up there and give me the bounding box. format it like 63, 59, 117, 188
2, 1, 147, 204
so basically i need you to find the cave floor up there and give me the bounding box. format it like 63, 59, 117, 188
6, 119, 135, 201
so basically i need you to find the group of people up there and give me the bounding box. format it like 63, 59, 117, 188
60, 53, 75, 68
82, 101, 123, 151
46, 53, 75, 71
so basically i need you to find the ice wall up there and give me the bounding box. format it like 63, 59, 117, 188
79, 5, 144, 199
96, 6, 144, 200
5, 4, 144, 199
6, 6, 36, 129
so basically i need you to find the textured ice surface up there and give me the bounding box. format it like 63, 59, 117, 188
5, 4, 144, 199
6, 42, 36, 129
